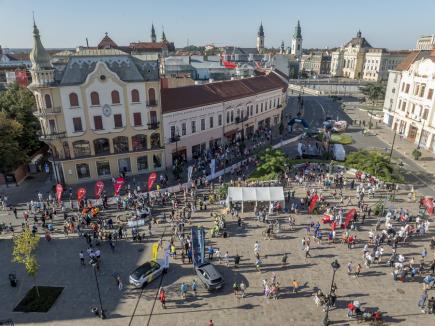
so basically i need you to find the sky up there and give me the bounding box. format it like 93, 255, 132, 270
0, 0, 434, 50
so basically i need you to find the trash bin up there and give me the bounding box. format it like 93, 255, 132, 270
8, 273, 17, 287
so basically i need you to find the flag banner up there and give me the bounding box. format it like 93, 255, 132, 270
151, 243, 159, 261
94, 180, 105, 199
148, 172, 157, 191
187, 166, 193, 183
421, 197, 434, 215
55, 184, 63, 203
308, 194, 319, 214
210, 159, 216, 178
114, 177, 124, 196
77, 187, 86, 201
344, 208, 357, 228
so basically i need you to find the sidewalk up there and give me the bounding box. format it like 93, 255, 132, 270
344, 101, 435, 177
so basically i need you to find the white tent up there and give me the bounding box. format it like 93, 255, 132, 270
226, 186, 285, 212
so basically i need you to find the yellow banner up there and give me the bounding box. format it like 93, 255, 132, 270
151, 243, 159, 261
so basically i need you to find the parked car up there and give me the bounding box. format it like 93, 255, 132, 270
129, 260, 166, 288
195, 262, 224, 290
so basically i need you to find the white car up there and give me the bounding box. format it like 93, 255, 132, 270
129, 260, 166, 288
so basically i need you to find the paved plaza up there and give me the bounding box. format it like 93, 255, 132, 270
0, 167, 434, 326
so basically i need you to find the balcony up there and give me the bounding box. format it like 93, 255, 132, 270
147, 100, 158, 107
39, 131, 66, 141
33, 106, 62, 117
148, 121, 160, 130
169, 135, 180, 143
235, 116, 249, 124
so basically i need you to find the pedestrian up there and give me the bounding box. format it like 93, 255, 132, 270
234, 253, 240, 268
281, 253, 288, 267
79, 250, 85, 265
159, 288, 167, 309
233, 281, 239, 297
240, 281, 246, 298
208, 320, 214, 326
255, 257, 262, 272
304, 245, 311, 258
180, 282, 188, 299
292, 279, 299, 293
347, 262, 353, 275
13, 207, 18, 219
355, 263, 362, 277
301, 237, 306, 250
224, 251, 230, 267
208, 245, 214, 260
117, 276, 123, 290
192, 279, 198, 296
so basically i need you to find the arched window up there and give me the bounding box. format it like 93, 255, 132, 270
226, 111, 230, 123
131, 89, 140, 103
93, 138, 110, 155
132, 134, 147, 151
44, 94, 52, 109
150, 133, 160, 149
69, 92, 79, 107
72, 140, 91, 158
111, 90, 120, 104
113, 136, 129, 153
90, 92, 100, 106
148, 88, 156, 106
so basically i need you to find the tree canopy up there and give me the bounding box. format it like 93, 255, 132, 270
0, 112, 27, 172
359, 83, 386, 105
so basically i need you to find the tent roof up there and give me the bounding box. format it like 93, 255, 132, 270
227, 187, 284, 202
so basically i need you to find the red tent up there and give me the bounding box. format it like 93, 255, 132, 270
223, 61, 237, 69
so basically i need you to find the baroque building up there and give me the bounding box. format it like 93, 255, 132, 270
28, 21, 164, 184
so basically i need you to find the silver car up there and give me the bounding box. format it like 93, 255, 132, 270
195, 262, 224, 290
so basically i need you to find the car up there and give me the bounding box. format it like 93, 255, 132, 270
195, 262, 224, 290
129, 260, 166, 288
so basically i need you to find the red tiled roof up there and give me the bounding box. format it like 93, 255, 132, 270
395, 50, 434, 71
162, 72, 288, 114
98, 34, 118, 49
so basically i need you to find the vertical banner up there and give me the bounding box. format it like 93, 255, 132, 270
344, 208, 357, 228
210, 159, 216, 178
94, 180, 105, 199
151, 243, 159, 261
114, 177, 124, 196
421, 197, 434, 215
147, 172, 157, 191
187, 166, 193, 183
55, 184, 63, 203
77, 187, 86, 202
308, 194, 319, 214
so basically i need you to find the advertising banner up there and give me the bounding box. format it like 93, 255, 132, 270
114, 177, 124, 196
77, 187, 86, 202
147, 172, 157, 191
94, 180, 104, 199
55, 184, 63, 203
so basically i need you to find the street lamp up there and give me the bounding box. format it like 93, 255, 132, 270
323, 259, 340, 326
389, 130, 397, 163
90, 258, 106, 319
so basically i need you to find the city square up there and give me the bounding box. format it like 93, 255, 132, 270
1, 1, 435, 326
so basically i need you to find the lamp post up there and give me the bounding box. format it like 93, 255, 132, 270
389, 130, 397, 163
323, 259, 340, 326
90, 259, 105, 319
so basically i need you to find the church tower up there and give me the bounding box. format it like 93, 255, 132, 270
151, 24, 156, 42
29, 19, 54, 89
256, 22, 264, 52
280, 41, 285, 54
291, 20, 302, 59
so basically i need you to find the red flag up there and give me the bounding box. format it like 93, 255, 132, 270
308, 194, 319, 214
147, 172, 157, 191
223, 61, 237, 69
344, 208, 357, 228
94, 181, 105, 199
55, 184, 63, 203
77, 187, 86, 201
420, 197, 434, 215
114, 177, 124, 196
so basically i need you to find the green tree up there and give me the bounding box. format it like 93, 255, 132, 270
0, 83, 40, 154
0, 112, 27, 173
256, 148, 289, 175
12, 228, 41, 296
359, 83, 386, 106
412, 149, 422, 160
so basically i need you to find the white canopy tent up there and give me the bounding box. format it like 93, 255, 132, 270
226, 187, 285, 212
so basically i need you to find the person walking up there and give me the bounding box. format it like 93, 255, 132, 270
159, 287, 167, 309
240, 281, 246, 298
79, 250, 85, 265
180, 282, 188, 299
347, 262, 353, 275
292, 279, 299, 293
304, 244, 311, 258
192, 279, 198, 296
281, 253, 288, 267
355, 263, 362, 277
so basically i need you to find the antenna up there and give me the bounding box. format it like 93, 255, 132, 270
86, 37, 89, 48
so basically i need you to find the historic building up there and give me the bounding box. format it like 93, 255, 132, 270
161, 71, 288, 167
290, 21, 302, 59
28, 21, 164, 184
362, 49, 409, 82
256, 22, 265, 53
382, 50, 435, 152
0, 45, 31, 88
416, 35, 435, 50
300, 52, 331, 77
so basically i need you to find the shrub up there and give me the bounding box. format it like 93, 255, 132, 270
412, 149, 422, 161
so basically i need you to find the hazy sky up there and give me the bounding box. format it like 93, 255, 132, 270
0, 0, 433, 50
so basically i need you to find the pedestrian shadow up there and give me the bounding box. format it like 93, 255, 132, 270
313, 254, 337, 258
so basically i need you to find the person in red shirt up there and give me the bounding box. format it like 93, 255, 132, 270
208, 320, 214, 326
159, 288, 166, 309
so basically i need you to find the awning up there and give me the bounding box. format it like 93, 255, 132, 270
224, 129, 238, 137
227, 186, 285, 203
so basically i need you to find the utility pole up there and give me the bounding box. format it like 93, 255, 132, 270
389, 130, 396, 163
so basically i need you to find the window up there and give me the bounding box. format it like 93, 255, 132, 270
230, 111, 234, 122
150, 133, 160, 149
76, 163, 90, 179
72, 140, 91, 157
133, 112, 142, 126
405, 84, 410, 94
69, 92, 79, 107
191, 120, 196, 133
226, 112, 230, 124
170, 125, 176, 138
114, 114, 123, 128
118, 158, 131, 173
94, 115, 103, 130
392, 88, 395, 94
48, 119, 56, 133
209, 116, 214, 128
250, 105, 253, 115
132, 134, 147, 151
90, 91, 100, 105
256, 104, 258, 114
411, 103, 416, 114
401, 101, 406, 111
153, 154, 162, 168
137, 156, 148, 171
218, 115, 222, 126
150, 111, 158, 124
94, 138, 110, 155
111, 90, 120, 104
261, 103, 263, 112
73, 117, 83, 132
148, 88, 156, 106
201, 118, 205, 131
422, 109, 429, 120
96, 161, 111, 176
428, 89, 434, 100
181, 122, 186, 136
420, 84, 426, 97
113, 136, 129, 153
131, 89, 140, 103
44, 94, 52, 109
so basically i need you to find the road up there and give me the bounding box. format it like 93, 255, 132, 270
283, 95, 435, 196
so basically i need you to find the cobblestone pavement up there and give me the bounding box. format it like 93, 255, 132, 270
0, 171, 434, 326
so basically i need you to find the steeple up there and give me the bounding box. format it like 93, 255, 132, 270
357, 30, 362, 38
293, 20, 302, 39
151, 24, 156, 43
258, 22, 264, 37
256, 22, 265, 52
280, 41, 285, 54
30, 18, 52, 70
291, 20, 303, 59
161, 30, 167, 42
